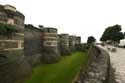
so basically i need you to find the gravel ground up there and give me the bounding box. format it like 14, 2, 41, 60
98, 45, 125, 83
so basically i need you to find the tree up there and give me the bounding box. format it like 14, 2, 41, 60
0, 23, 17, 35
87, 36, 96, 44
124, 32, 125, 38
100, 24, 124, 42
39, 25, 44, 29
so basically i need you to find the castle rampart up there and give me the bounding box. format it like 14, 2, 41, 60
0, 4, 83, 83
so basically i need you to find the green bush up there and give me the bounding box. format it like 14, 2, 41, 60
0, 23, 17, 35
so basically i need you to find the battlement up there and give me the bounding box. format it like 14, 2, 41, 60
4, 5, 16, 12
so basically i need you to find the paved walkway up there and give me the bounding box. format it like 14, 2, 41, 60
98, 45, 125, 83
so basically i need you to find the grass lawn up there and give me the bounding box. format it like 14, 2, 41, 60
24, 52, 87, 83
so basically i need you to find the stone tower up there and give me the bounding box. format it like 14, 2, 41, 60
42, 27, 61, 63
69, 35, 76, 51
0, 5, 31, 83
59, 34, 71, 55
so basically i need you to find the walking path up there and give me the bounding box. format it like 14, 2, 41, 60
98, 45, 125, 83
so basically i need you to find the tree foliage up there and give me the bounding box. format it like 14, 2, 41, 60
124, 32, 125, 38
100, 24, 124, 42
87, 36, 96, 44
0, 23, 17, 35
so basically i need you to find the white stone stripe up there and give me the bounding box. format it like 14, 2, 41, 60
61, 39, 69, 41
43, 41, 57, 42
1, 47, 23, 51
44, 33, 57, 34
14, 33, 24, 36
0, 40, 23, 42
43, 37, 58, 39
43, 45, 57, 46
18, 42, 23, 48
62, 44, 69, 46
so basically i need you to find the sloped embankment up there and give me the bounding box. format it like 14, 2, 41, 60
77, 45, 110, 83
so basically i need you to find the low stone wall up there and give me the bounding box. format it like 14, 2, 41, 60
77, 45, 110, 83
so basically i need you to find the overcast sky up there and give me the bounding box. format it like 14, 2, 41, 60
0, 0, 125, 42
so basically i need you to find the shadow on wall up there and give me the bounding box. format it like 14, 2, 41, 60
0, 57, 31, 83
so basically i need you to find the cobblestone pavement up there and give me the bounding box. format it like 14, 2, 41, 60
98, 45, 125, 83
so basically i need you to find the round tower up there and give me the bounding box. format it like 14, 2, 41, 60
75, 36, 82, 51
69, 35, 76, 51
75, 36, 81, 45
59, 34, 71, 55
42, 27, 61, 63
0, 5, 31, 83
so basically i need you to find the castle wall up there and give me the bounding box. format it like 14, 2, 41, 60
0, 4, 83, 82
24, 24, 43, 66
